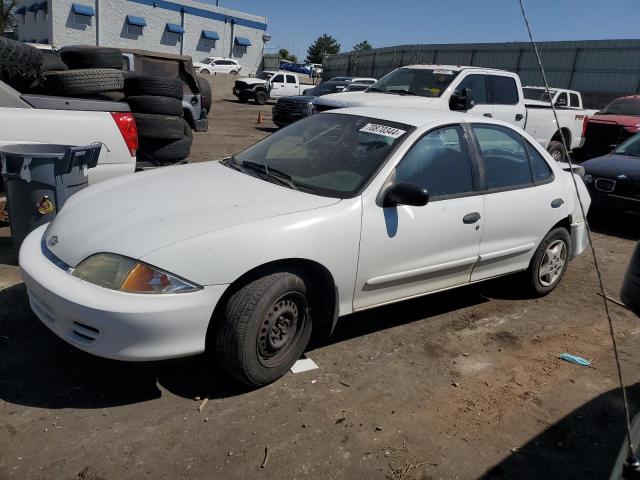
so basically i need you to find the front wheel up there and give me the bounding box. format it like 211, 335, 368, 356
231, 70, 239, 75
526, 227, 571, 296
200, 69, 210, 75
547, 140, 567, 162
215, 272, 312, 386
254, 91, 268, 105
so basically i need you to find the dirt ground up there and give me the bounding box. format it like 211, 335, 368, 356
2, 75, 640, 480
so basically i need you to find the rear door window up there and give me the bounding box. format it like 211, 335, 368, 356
569, 92, 580, 108
286, 75, 296, 84
525, 141, 553, 183
472, 124, 533, 189
488, 75, 519, 105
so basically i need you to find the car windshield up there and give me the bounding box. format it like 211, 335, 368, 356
228, 113, 412, 198
305, 82, 347, 96
367, 68, 460, 97
615, 133, 640, 157
600, 98, 640, 116
523, 88, 557, 102
256, 72, 274, 80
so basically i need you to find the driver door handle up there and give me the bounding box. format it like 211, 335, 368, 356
516, 113, 524, 121
483, 113, 493, 118
463, 212, 481, 224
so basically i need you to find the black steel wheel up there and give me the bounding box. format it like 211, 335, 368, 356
214, 272, 312, 386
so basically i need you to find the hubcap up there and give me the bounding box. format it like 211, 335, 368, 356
551, 149, 562, 161
538, 239, 567, 287
257, 294, 306, 368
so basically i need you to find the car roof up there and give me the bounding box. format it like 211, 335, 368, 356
327, 106, 515, 130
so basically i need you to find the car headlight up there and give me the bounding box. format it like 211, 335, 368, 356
582, 174, 594, 185
71, 253, 201, 294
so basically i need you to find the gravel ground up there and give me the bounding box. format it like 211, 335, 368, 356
1, 75, 640, 480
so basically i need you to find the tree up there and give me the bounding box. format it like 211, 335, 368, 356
0, 0, 17, 35
305, 34, 340, 64
352, 40, 372, 52
278, 48, 298, 63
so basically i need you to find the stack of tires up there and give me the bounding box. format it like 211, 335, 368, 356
0, 38, 44, 90
123, 76, 192, 165
43, 46, 124, 98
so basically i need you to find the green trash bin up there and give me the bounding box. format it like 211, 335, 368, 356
0, 143, 101, 256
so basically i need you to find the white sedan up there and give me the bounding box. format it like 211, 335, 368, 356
20, 108, 591, 386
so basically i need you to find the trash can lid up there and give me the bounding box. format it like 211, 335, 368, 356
0, 144, 72, 159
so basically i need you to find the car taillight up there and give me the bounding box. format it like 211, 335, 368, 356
111, 112, 138, 157
582, 115, 589, 138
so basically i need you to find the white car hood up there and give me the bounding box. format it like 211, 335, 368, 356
44, 162, 340, 267
238, 77, 267, 86
314, 92, 437, 109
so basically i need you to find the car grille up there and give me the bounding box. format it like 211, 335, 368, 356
275, 99, 301, 114
234, 81, 248, 90
614, 180, 640, 200
583, 122, 633, 158
595, 178, 616, 192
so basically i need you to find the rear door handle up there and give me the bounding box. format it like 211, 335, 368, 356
551, 198, 564, 208
515, 113, 524, 121
483, 113, 493, 118
463, 212, 481, 224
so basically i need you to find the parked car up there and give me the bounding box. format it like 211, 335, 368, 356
233, 71, 304, 105
279, 62, 312, 76
582, 132, 640, 213
20, 108, 590, 387
314, 65, 590, 162
193, 57, 241, 75
273, 80, 359, 127
581, 95, 640, 160
0, 39, 137, 189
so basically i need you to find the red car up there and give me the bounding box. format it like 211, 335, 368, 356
582, 95, 640, 159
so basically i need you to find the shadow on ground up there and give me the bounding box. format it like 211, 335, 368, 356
481, 383, 640, 480
0, 281, 487, 410
589, 211, 640, 241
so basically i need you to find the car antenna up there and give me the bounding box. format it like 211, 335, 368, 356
518, 0, 640, 477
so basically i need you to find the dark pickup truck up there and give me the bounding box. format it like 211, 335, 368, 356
272, 80, 368, 127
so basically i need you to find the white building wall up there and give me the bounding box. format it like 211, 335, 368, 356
15, 0, 51, 43
17, 0, 268, 74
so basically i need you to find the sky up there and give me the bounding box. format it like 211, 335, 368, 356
201, 0, 640, 60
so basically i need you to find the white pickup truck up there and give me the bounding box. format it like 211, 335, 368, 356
233, 71, 305, 105
0, 80, 136, 186
313, 65, 590, 161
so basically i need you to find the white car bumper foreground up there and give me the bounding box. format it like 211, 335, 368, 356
19, 225, 228, 361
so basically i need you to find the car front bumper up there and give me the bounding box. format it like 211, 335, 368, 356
19, 225, 229, 361
587, 188, 640, 213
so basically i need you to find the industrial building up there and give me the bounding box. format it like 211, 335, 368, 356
323, 39, 640, 107
13, 0, 268, 73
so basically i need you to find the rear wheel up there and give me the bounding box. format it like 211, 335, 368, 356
200, 69, 210, 75
526, 227, 571, 296
231, 70, 239, 75
547, 140, 567, 162
215, 272, 312, 386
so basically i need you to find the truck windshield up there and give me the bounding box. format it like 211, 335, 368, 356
228, 113, 412, 198
256, 72, 274, 80
367, 68, 460, 98
599, 98, 640, 116
523, 88, 557, 102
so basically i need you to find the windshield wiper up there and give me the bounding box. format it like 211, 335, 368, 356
388, 89, 418, 96
240, 161, 301, 191
366, 87, 385, 93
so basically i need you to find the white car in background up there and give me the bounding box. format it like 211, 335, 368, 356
193, 57, 241, 75
20, 108, 590, 387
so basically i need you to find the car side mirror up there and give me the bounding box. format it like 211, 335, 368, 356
383, 182, 429, 207
555, 98, 567, 107
449, 88, 474, 111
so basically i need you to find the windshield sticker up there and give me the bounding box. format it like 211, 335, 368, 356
359, 123, 406, 138
433, 69, 454, 75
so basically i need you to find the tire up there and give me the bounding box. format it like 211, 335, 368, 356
547, 140, 567, 162
124, 76, 183, 100
0, 37, 43, 89
43, 68, 124, 96
255, 90, 267, 105
134, 113, 185, 140
231, 70, 239, 75
215, 272, 313, 386
125, 95, 183, 116
526, 227, 571, 296
41, 51, 68, 72
140, 120, 192, 161
199, 69, 210, 75
196, 75, 212, 114
60, 46, 123, 70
